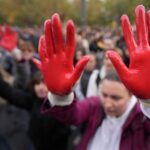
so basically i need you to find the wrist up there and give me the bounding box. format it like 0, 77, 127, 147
48, 91, 74, 107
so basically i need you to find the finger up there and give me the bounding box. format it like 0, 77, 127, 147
71, 55, 91, 85
52, 13, 64, 54
5, 25, 12, 34
121, 15, 137, 55
39, 35, 48, 63
135, 5, 148, 47
44, 19, 54, 58
32, 58, 42, 71
147, 10, 150, 44
66, 20, 75, 67
106, 50, 130, 79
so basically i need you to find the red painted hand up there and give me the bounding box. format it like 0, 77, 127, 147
33, 14, 90, 95
0, 25, 17, 52
107, 5, 150, 99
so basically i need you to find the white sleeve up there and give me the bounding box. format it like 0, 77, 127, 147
74, 83, 85, 100
86, 70, 99, 97
140, 100, 150, 119
47, 91, 74, 107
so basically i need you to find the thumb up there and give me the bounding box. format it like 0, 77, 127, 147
71, 55, 91, 85
107, 50, 130, 79
32, 58, 42, 71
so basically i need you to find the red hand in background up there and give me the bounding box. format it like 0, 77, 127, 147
107, 5, 150, 99
0, 26, 3, 39
33, 14, 90, 95
0, 25, 18, 52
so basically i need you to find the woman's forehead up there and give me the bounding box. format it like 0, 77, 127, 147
99, 79, 128, 94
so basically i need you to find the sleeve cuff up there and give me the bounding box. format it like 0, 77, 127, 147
47, 91, 74, 107
140, 99, 150, 119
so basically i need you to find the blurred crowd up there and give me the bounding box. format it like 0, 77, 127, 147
0, 23, 130, 150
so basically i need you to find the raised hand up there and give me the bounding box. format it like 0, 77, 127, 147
107, 5, 150, 99
0, 25, 18, 52
33, 14, 90, 95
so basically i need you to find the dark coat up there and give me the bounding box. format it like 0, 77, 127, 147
0, 79, 71, 150
0, 104, 30, 150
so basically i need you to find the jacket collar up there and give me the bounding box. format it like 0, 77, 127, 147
122, 101, 144, 131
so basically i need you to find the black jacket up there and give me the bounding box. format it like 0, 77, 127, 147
0, 79, 71, 150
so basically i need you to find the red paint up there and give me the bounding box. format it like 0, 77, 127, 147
34, 14, 90, 95
0, 25, 17, 52
107, 5, 150, 99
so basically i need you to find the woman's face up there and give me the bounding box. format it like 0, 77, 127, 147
99, 79, 131, 117
34, 82, 48, 98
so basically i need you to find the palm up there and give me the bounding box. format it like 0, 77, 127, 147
34, 14, 90, 95
107, 5, 150, 99
42, 52, 74, 94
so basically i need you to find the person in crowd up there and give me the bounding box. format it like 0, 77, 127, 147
18, 27, 40, 51
116, 35, 129, 66
73, 49, 86, 66
76, 29, 89, 54
33, 5, 150, 150
0, 32, 33, 150
86, 52, 114, 97
89, 35, 105, 53
0, 70, 71, 150
75, 53, 97, 99
0, 66, 32, 150
0, 25, 18, 74
12, 39, 39, 90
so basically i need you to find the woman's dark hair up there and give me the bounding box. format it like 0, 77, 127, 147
31, 71, 44, 86
100, 70, 132, 96
102, 70, 121, 82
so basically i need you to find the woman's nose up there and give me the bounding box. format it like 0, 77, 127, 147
103, 97, 114, 108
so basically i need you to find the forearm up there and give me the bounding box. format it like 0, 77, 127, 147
12, 61, 31, 89
0, 78, 33, 110
41, 92, 96, 126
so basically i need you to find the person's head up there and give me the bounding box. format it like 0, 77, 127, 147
104, 38, 115, 50
74, 49, 86, 65
85, 53, 96, 71
99, 70, 132, 117
18, 40, 35, 60
32, 71, 48, 98
103, 52, 114, 73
